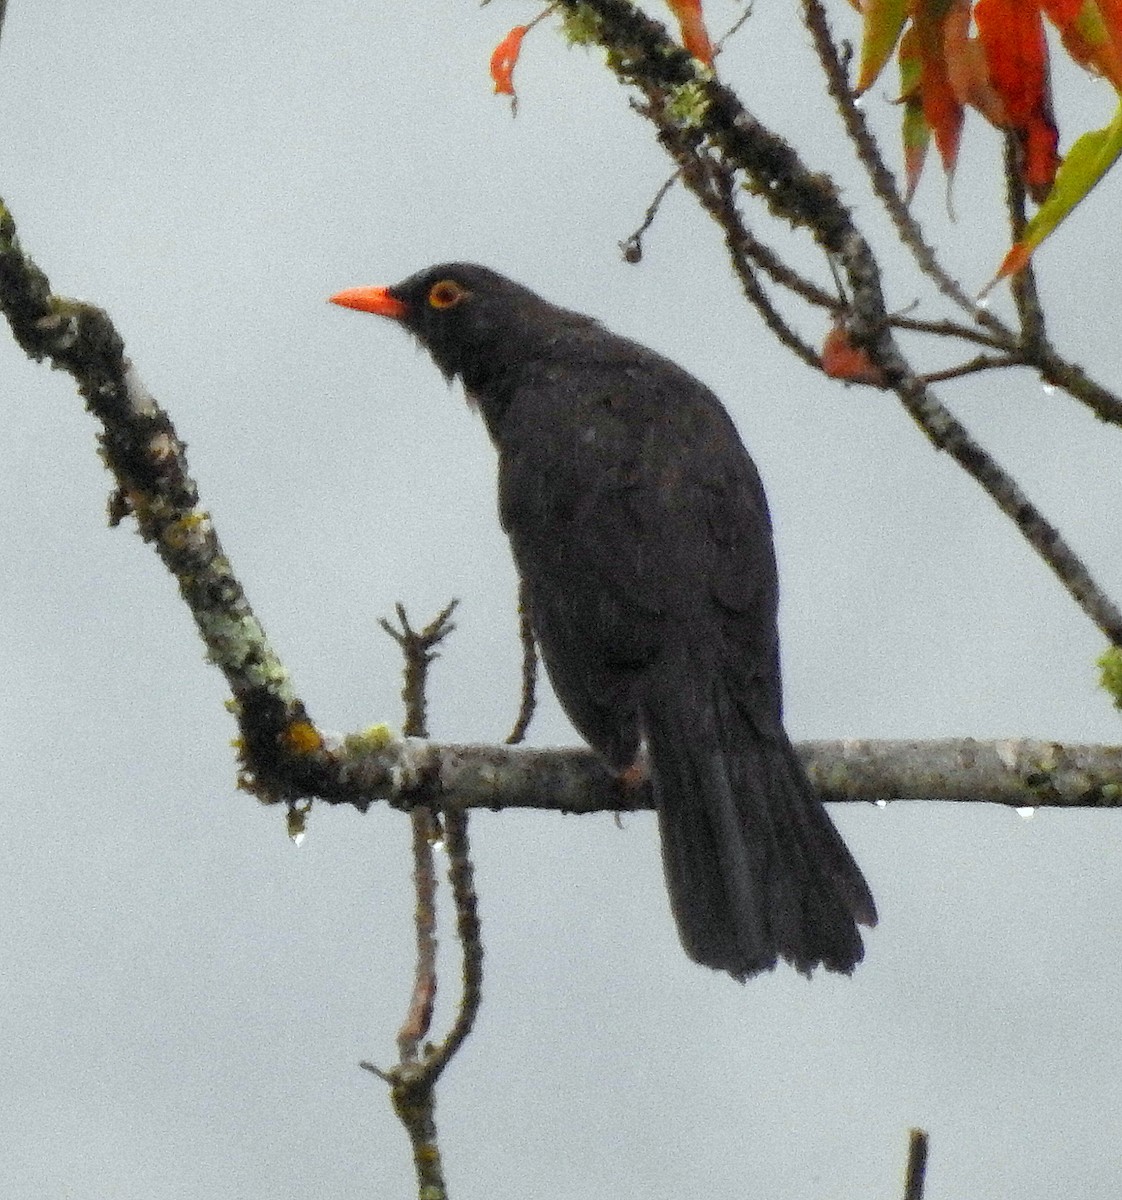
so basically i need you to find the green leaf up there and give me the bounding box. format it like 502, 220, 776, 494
857, 0, 910, 94
1021, 99, 1122, 254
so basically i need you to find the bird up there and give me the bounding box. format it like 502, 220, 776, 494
330, 263, 876, 981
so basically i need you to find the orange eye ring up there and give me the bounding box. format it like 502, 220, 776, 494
428, 279, 469, 309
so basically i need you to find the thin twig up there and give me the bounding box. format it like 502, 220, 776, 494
715, 3, 754, 54
424, 810, 483, 1073
379, 603, 458, 1063
888, 313, 1011, 350
368, 600, 466, 1200
649, 126, 824, 369
903, 1128, 930, 1200
799, 0, 1015, 344
620, 168, 680, 263
1002, 133, 1049, 352
506, 576, 539, 744
918, 353, 1022, 385
396, 805, 440, 1063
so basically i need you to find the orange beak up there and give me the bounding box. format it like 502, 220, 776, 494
328, 285, 407, 319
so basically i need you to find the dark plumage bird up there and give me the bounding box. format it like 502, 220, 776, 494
330, 264, 876, 981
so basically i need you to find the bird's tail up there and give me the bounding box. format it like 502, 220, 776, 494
642, 686, 876, 981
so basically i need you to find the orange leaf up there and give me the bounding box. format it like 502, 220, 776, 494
943, 0, 1008, 124
491, 25, 529, 96
975, 0, 1059, 199
1043, 0, 1122, 90
665, 0, 715, 66
986, 240, 1034, 291
911, 0, 965, 175
822, 321, 890, 386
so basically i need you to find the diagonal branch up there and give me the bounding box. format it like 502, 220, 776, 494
0, 198, 323, 800
800, 0, 1016, 342
550, 0, 1122, 649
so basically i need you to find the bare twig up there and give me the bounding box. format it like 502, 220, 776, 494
1002, 134, 1049, 352
917, 353, 1021, 385
888, 314, 1011, 350
506, 576, 539, 744
367, 600, 476, 1200
396, 804, 440, 1063
799, 0, 1016, 345
705, 164, 824, 368
903, 1128, 930, 1200
378, 601, 458, 742
379, 602, 458, 1063
620, 167, 680, 263
424, 809, 483, 1073
640, 121, 825, 368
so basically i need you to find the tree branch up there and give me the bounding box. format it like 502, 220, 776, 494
313, 735, 1122, 813
0, 196, 335, 803
902, 1129, 930, 1200
800, 0, 1016, 343
365, 602, 482, 1200
551, 1, 1122, 648
379, 603, 460, 1064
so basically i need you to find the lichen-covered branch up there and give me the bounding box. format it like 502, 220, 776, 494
0, 197, 328, 801
326, 735, 1122, 812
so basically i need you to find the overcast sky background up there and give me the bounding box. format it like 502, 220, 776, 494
2, 2, 1121, 1198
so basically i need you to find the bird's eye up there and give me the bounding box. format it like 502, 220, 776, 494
428, 279, 469, 309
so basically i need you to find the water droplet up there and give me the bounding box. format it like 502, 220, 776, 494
875, 799, 888, 809
292, 830, 306, 847
853, 94, 866, 111
1041, 383, 1057, 396
431, 838, 446, 854
1015, 806, 1036, 820
975, 294, 991, 311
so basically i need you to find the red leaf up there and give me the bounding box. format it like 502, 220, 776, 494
822, 321, 890, 386
666, 0, 715, 66
1043, 0, 1122, 90
975, 0, 1059, 199
911, 0, 965, 175
944, 0, 1008, 124
491, 25, 529, 96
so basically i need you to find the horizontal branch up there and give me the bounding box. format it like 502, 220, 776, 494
316, 734, 1122, 814
1, 207, 1118, 821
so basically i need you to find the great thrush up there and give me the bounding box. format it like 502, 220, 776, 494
331, 263, 876, 981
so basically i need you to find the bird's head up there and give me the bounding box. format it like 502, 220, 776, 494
330, 263, 593, 397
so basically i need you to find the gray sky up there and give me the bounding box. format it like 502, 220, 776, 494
2, 2, 1121, 1198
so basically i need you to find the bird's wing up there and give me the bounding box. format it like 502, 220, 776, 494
493, 353, 786, 749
